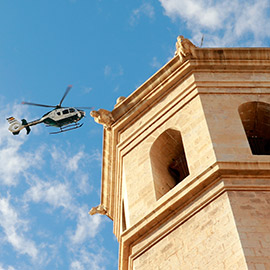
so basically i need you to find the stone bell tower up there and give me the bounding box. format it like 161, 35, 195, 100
90, 36, 270, 270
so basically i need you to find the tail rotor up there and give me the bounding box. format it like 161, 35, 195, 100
7, 117, 31, 135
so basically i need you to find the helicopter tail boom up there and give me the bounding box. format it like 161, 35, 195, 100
7, 117, 31, 135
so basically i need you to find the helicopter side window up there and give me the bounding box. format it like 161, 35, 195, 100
57, 112, 61, 116
69, 108, 75, 113
63, 109, 69, 115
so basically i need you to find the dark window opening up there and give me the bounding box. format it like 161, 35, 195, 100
63, 109, 69, 115
168, 155, 189, 183
122, 200, 127, 232
239, 101, 270, 155
150, 129, 189, 200
69, 108, 75, 113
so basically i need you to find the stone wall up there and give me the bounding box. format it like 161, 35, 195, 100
132, 192, 248, 270
229, 191, 270, 270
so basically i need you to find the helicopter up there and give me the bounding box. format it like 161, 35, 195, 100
7, 85, 93, 135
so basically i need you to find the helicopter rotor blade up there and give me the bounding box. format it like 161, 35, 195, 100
75, 106, 94, 110
58, 85, 72, 107
22, 101, 56, 108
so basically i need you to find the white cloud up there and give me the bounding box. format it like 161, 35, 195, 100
0, 104, 44, 186
52, 145, 101, 167
77, 172, 92, 194
24, 179, 102, 244
89, 148, 102, 163
69, 206, 102, 244
0, 141, 43, 186
70, 260, 84, 270
50, 145, 101, 173
160, 0, 225, 28
130, 3, 155, 25
24, 179, 73, 209
68, 151, 85, 172
0, 264, 15, 270
70, 248, 110, 270
50, 146, 87, 172
159, 0, 270, 46
0, 196, 38, 259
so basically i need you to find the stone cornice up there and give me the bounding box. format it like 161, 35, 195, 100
112, 47, 270, 124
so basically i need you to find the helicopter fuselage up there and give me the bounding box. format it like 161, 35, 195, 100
41, 107, 85, 127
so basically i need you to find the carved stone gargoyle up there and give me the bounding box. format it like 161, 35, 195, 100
89, 204, 107, 216
90, 109, 114, 130
174, 35, 197, 62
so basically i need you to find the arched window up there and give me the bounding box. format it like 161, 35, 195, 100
150, 129, 189, 200
239, 101, 270, 155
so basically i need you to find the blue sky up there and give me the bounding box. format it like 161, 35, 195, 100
0, 1, 270, 269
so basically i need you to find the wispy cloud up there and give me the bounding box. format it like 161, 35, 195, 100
150, 56, 162, 69
76, 172, 93, 194
0, 196, 38, 259
0, 264, 15, 270
68, 151, 85, 172
104, 65, 124, 78
89, 148, 102, 163
24, 178, 102, 244
82, 86, 93, 94
50, 146, 88, 172
130, 3, 155, 25
69, 206, 102, 244
70, 247, 114, 270
0, 104, 44, 186
104, 65, 112, 76
24, 179, 73, 209
159, 0, 270, 46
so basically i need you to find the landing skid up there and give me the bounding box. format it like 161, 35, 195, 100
50, 123, 83, 135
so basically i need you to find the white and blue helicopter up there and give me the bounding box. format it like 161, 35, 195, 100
7, 85, 93, 135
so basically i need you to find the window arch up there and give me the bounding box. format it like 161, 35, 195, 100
239, 101, 270, 155
150, 128, 189, 200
